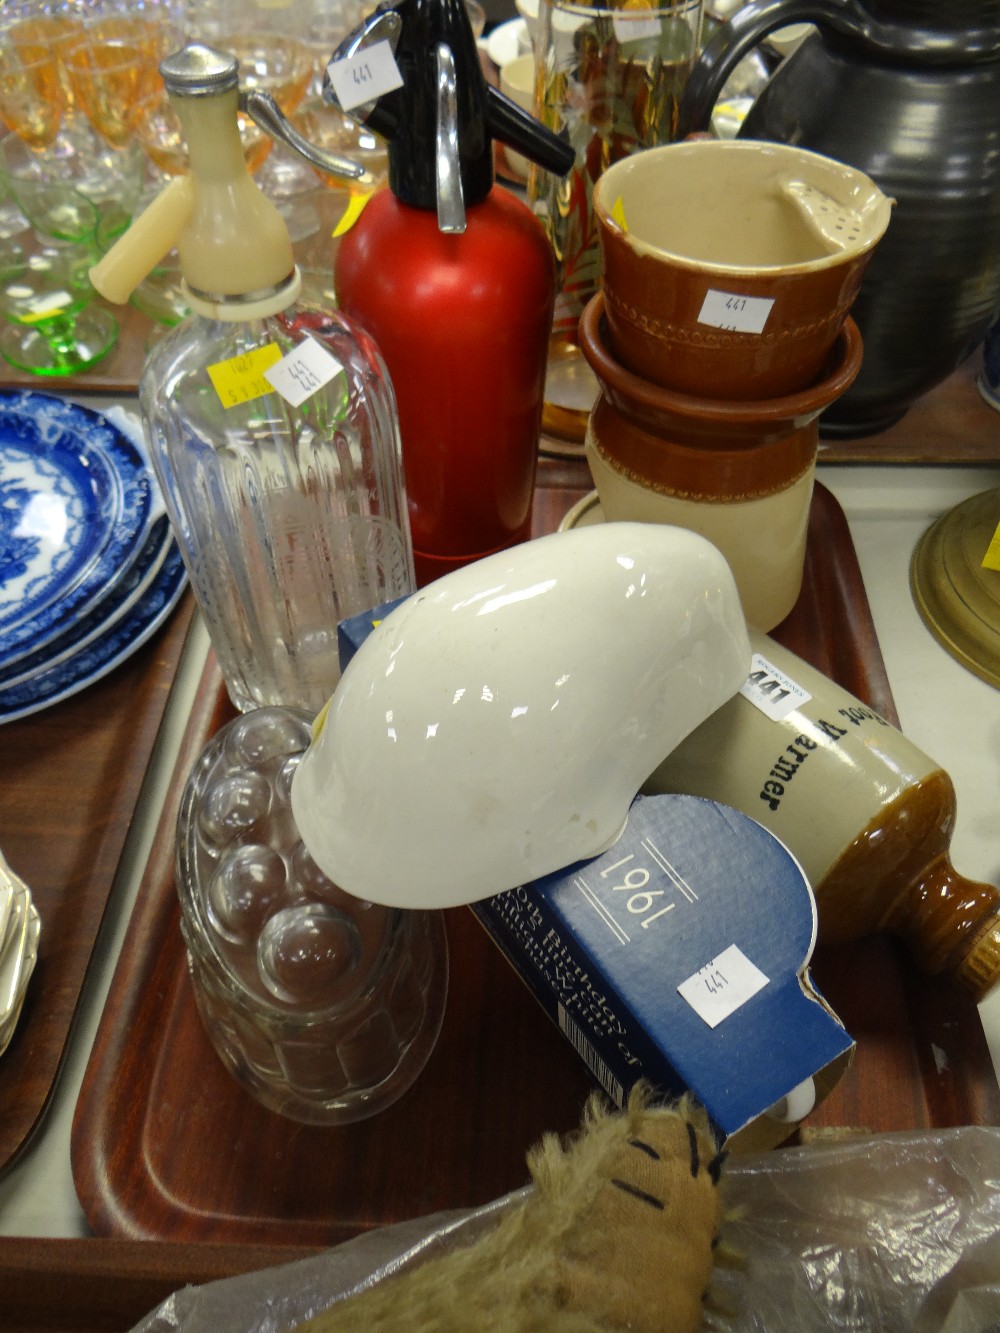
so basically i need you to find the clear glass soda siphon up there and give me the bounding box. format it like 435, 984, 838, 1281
91, 44, 416, 716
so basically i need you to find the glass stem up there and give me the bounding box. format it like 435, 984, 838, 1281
39, 313, 82, 367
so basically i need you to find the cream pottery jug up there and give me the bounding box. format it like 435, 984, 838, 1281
592, 138, 889, 400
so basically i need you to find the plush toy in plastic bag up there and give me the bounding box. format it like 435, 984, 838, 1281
291, 1087, 730, 1332
131, 1088, 733, 1333
130, 1101, 1000, 1333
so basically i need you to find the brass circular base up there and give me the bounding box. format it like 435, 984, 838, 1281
538, 431, 587, 460
910, 487, 1000, 689
540, 337, 599, 446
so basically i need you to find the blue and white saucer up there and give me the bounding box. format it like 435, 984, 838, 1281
0, 533, 187, 725
0, 515, 174, 689
0, 391, 160, 671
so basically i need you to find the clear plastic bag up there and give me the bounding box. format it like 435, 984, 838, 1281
128, 1129, 1000, 1332
715, 1126, 1000, 1331
127, 1193, 526, 1333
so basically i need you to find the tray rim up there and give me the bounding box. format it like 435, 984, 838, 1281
0, 592, 196, 1179
0, 1235, 320, 1333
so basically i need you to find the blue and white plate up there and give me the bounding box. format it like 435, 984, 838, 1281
0, 537, 187, 725
0, 515, 174, 689
0, 391, 159, 670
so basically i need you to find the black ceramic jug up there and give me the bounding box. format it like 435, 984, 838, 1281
678, 0, 1000, 436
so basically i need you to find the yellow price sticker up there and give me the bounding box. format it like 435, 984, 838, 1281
311, 695, 332, 743
982, 519, 1000, 572
611, 196, 628, 231
333, 192, 373, 238
22, 290, 73, 324
207, 343, 284, 408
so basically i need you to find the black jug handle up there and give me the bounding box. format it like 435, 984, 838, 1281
676, 0, 870, 139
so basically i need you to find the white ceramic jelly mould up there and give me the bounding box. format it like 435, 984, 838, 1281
291, 523, 750, 909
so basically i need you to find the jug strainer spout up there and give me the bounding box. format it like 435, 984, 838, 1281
778, 176, 892, 255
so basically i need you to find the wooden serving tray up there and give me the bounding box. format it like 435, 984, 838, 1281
0, 592, 195, 1177
0, 1236, 318, 1333
71, 469, 1000, 1246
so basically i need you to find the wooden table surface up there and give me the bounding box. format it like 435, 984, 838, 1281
2, 246, 998, 463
